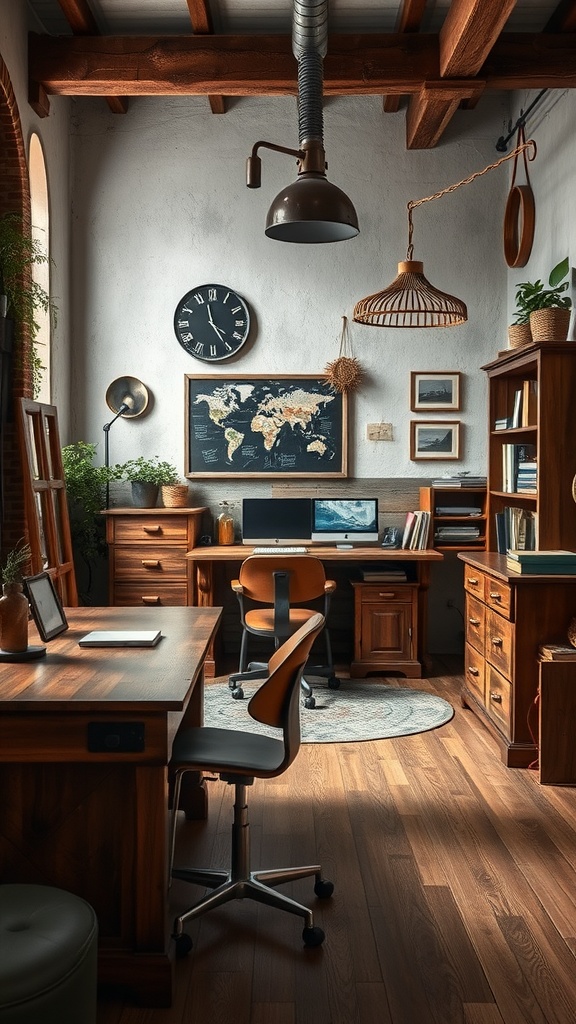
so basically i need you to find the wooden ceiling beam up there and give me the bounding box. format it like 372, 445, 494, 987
406, 79, 485, 149
56, 0, 128, 115
383, 0, 427, 114
545, 0, 576, 32
185, 0, 225, 114
439, 0, 518, 77
28, 32, 576, 98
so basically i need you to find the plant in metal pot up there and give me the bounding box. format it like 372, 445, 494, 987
512, 257, 572, 342
0, 212, 57, 397
61, 441, 122, 599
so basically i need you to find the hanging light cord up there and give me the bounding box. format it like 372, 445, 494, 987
406, 139, 537, 260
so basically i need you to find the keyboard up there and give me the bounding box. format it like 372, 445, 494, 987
252, 546, 308, 555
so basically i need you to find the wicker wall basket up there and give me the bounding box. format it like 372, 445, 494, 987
161, 484, 189, 507
529, 308, 571, 343
508, 323, 532, 348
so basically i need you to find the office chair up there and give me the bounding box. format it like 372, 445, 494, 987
170, 614, 334, 954
228, 554, 339, 709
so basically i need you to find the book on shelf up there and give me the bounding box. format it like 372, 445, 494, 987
494, 507, 538, 553
435, 505, 483, 516
539, 643, 576, 661
521, 379, 538, 427
501, 443, 537, 493
431, 476, 486, 487
494, 417, 511, 430
401, 510, 431, 550
435, 525, 480, 542
361, 565, 408, 582
511, 388, 523, 428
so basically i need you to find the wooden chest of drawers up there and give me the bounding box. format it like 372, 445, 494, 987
459, 552, 576, 767
105, 508, 206, 607
350, 581, 420, 678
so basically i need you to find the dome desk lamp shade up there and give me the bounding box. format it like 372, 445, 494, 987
353, 139, 537, 329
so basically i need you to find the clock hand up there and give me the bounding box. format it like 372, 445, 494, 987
206, 304, 226, 340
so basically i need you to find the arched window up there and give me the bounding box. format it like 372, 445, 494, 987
28, 132, 50, 401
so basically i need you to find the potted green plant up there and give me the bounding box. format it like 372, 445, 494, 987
0, 539, 32, 653
0, 212, 57, 397
511, 257, 572, 345
120, 456, 179, 508
61, 441, 122, 599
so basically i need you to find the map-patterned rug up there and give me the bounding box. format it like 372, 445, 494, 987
204, 677, 454, 744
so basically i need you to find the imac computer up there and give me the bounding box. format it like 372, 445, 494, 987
311, 498, 379, 546
241, 498, 312, 545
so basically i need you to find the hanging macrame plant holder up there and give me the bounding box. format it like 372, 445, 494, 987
325, 315, 364, 392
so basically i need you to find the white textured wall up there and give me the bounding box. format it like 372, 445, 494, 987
68, 92, 511, 475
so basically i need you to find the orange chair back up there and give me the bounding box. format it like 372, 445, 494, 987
238, 555, 327, 604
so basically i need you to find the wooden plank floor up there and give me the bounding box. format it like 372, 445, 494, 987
97, 657, 576, 1024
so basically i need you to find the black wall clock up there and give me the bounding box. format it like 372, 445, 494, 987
173, 284, 251, 362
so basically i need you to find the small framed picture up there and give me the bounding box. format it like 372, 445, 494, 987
24, 572, 68, 642
410, 372, 462, 412
410, 421, 461, 461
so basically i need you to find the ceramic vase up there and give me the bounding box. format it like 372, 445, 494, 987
0, 582, 29, 653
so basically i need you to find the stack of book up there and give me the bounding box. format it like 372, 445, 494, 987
539, 643, 576, 661
431, 475, 487, 488
435, 524, 481, 544
506, 549, 576, 575
401, 510, 431, 549
501, 443, 537, 493
360, 565, 408, 582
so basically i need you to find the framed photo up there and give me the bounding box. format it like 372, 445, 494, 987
24, 572, 68, 642
185, 374, 348, 478
410, 420, 461, 461
410, 371, 462, 412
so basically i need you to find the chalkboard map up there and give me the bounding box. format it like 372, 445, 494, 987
186, 376, 346, 477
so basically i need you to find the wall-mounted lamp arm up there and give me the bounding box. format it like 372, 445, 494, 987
246, 140, 304, 188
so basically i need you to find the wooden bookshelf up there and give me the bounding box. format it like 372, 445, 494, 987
419, 485, 487, 551
482, 342, 576, 552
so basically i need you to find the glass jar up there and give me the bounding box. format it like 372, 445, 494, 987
217, 505, 235, 546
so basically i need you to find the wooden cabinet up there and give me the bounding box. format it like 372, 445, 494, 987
482, 342, 576, 551
419, 485, 487, 551
105, 508, 206, 606
459, 551, 576, 767
350, 581, 420, 678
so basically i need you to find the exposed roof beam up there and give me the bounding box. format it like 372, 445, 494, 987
56, 0, 128, 114
406, 79, 485, 148
545, 0, 576, 32
28, 32, 576, 97
383, 0, 426, 114
185, 0, 225, 114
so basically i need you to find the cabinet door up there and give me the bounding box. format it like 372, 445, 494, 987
359, 600, 415, 662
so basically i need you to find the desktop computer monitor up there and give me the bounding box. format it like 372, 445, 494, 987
241, 498, 312, 545
311, 498, 379, 544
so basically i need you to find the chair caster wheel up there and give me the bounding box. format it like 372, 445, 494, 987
314, 878, 334, 899
302, 925, 325, 947
231, 687, 244, 700
173, 932, 193, 957
328, 676, 340, 689
304, 695, 316, 709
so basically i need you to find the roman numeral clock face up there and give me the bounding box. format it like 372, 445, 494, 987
173, 284, 251, 362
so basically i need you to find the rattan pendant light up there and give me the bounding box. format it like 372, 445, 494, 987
353, 139, 537, 329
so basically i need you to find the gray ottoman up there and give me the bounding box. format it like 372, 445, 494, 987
0, 884, 98, 1024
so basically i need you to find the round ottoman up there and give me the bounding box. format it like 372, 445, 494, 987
0, 884, 98, 1024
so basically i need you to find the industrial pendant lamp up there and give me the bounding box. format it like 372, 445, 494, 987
246, 0, 358, 243
353, 139, 537, 329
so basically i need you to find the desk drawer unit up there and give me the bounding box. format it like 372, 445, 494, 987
350, 582, 420, 678
459, 553, 576, 768
105, 508, 205, 607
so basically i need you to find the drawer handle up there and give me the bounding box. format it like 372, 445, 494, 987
491, 637, 503, 647
143, 525, 162, 534
467, 577, 480, 586
468, 617, 481, 626
489, 591, 502, 601
490, 691, 503, 703
378, 592, 396, 599
142, 595, 161, 605
141, 559, 160, 568
467, 666, 479, 676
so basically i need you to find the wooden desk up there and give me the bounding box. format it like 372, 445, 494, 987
0, 605, 221, 1007
187, 545, 443, 676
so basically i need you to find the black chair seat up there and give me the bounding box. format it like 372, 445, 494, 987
172, 726, 285, 776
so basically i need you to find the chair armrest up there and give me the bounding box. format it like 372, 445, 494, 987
324, 580, 337, 595
231, 579, 243, 593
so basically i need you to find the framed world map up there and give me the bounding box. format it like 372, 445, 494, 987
185, 374, 348, 478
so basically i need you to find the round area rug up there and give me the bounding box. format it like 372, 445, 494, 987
204, 678, 454, 743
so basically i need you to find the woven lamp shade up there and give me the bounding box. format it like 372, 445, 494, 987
353, 261, 468, 329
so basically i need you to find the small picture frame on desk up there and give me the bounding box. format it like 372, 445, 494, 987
410, 421, 461, 461
24, 572, 69, 642
410, 372, 462, 412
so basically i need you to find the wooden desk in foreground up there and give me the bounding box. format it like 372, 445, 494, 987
187, 545, 443, 677
0, 605, 221, 1007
